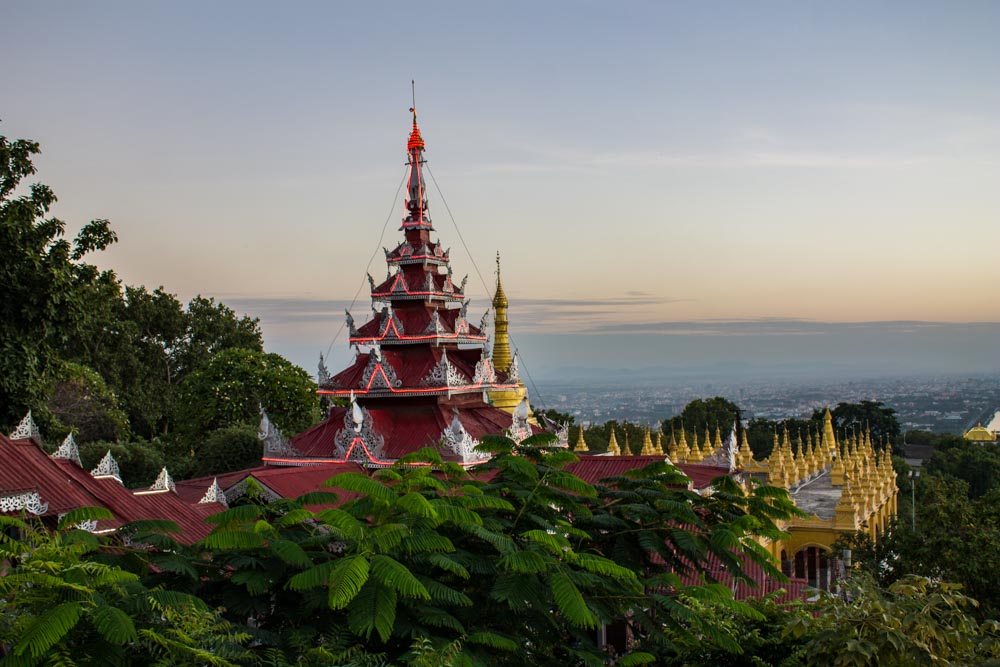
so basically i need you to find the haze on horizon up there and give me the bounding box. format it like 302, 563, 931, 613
3, 1, 998, 381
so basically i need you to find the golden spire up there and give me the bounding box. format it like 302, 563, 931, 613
737, 428, 754, 467
641, 427, 656, 456
676, 423, 691, 462
624, 427, 631, 455
655, 429, 665, 456
713, 424, 723, 451
607, 426, 621, 456
668, 424, 679, 460
491, 252, 512, 373
573, 427, 588, 453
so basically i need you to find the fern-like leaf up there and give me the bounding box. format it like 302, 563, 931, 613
89, 603, 137, 645
370, 555, 430, 600
327, 554, 372, 609
57, 507, 114, 530
347, 580, 397, 643
323, 473, 395, 504
548, 571, 598, 629
15, 601, 84, 658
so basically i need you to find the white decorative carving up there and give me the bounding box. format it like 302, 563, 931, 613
507, 397, 532, 445
345, 310, 358, 337
367, 273, 376, 293
334, 398, 386, 461
505, 353, 521, 384
441, 414, 485, 464
10, 411, 41, 442
52, 432, 82, 467
555, 422, 570, 448
199, 478, 229, 507
75, 519, 99, 532
90, 450, 122, 482
381, 306, 404, 336
420, 348, 466, 388
0, 491, 49, 515
393, 273, 409, 294
424, 311, 446, 335
425, 273, 435, 293
472, 357, 496, 385
459, 275, 468, 293
360, 346, 402, 389
150, 467, 176, 493
259, 408, 299, 457
318, 353, 331, 385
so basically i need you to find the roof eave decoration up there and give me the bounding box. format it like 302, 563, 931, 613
360, 345, 403, 390
135, 467, 176, 495
442, 414, 487, 464
52, 432, 82, 467
199, 478, 229, 507
259, 408, 300, 458
333, 395, 388, 464
420, 348, 467, 388
1, 490, 49, 515
507, 397, 532, 445
9, 410, 42, 443
90, 450, 123, 483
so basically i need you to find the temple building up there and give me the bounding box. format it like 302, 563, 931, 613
964, 422, 997, 444
256, 109, 537, 469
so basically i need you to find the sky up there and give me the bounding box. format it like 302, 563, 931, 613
3, 1, 999, 384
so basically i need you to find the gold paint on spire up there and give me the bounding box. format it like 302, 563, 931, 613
713, 424, 723, 451
574, 427, 588, 453
641, 427, 656, 456
491, 252, 511, 372
655, 429, 665, 456
607, 426, 621, 456
676, 423, 690, 462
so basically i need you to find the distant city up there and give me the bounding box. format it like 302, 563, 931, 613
535, 373, 1000, 435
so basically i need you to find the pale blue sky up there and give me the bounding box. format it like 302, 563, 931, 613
3, 2, 998, 379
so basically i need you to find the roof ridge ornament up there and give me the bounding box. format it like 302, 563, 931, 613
10, 410, 41, 443
420, 348, 466, 388
441, 413, 486, 464
0, 490, 49, 515
136, 467, 176, 494
259, 407, 299, 458
90, 450, 122, 483
318, 353, 331, 385
334, 397, 386, 462
199, 478, 228, 507
52, 432, 82, 467
507, 397, 532, 445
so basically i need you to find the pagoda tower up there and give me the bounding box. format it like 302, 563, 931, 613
273, 109, 533, 467
488, 255, 530, 413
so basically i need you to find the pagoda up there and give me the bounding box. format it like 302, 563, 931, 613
264, 109, 535, 467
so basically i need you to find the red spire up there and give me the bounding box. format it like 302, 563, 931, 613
407, 107, 424, 152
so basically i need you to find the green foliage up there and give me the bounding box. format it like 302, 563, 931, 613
174, 348, 319, 441
0, 133, 118, 428
812, 400, 901, 454
194, 425, 263, 478
791, 574, 1000, 667
43, 361, 130, 442
78, 439, 166, 489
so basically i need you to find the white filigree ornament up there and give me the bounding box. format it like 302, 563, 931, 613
333, 401, 386, 462
360, 348, 402, 389
199, 478, 229, 507
424, 311, 446, 335
505, 353, 521, 384
472, 357, 496, 385
90, 450, 122, 482
150, 467, 175, 493
318, 353, 331, 385
51, 432, 82, 467
9, 411, 41, 442
441, 414, 485, 464
420, 348, 466, 388
259, 408, 299, 457
507, 397, 532, 445
0, 491, 49, 515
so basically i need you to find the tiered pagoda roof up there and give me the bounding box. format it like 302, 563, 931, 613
273, 109, 533, 467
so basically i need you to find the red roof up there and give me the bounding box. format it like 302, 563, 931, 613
282, 401, 529, 464
565, 455, 730, 491
0, 434, 223, 543
178, 462, 366, 507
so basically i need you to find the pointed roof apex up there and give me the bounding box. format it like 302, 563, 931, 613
493, 252, 508, 309
90, 449, 122, 482
52, 432, 82, 467
10, 410, 41, 443
199, 478, 228, 507
407, 107, 425, 153
137, 467, 176, 494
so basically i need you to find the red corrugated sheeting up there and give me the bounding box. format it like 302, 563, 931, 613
566, 455, 730, 491
0, 434, 223, 543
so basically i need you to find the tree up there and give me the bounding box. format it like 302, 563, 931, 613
663, 397, 741, 438
173, 348, 319, 443
79, 439, 166, 489
193, 426, 263, 478
0, 510, 254, 665
787, 573, 1000, 667
0, 133, 117, 428
44, 361, 130, 442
